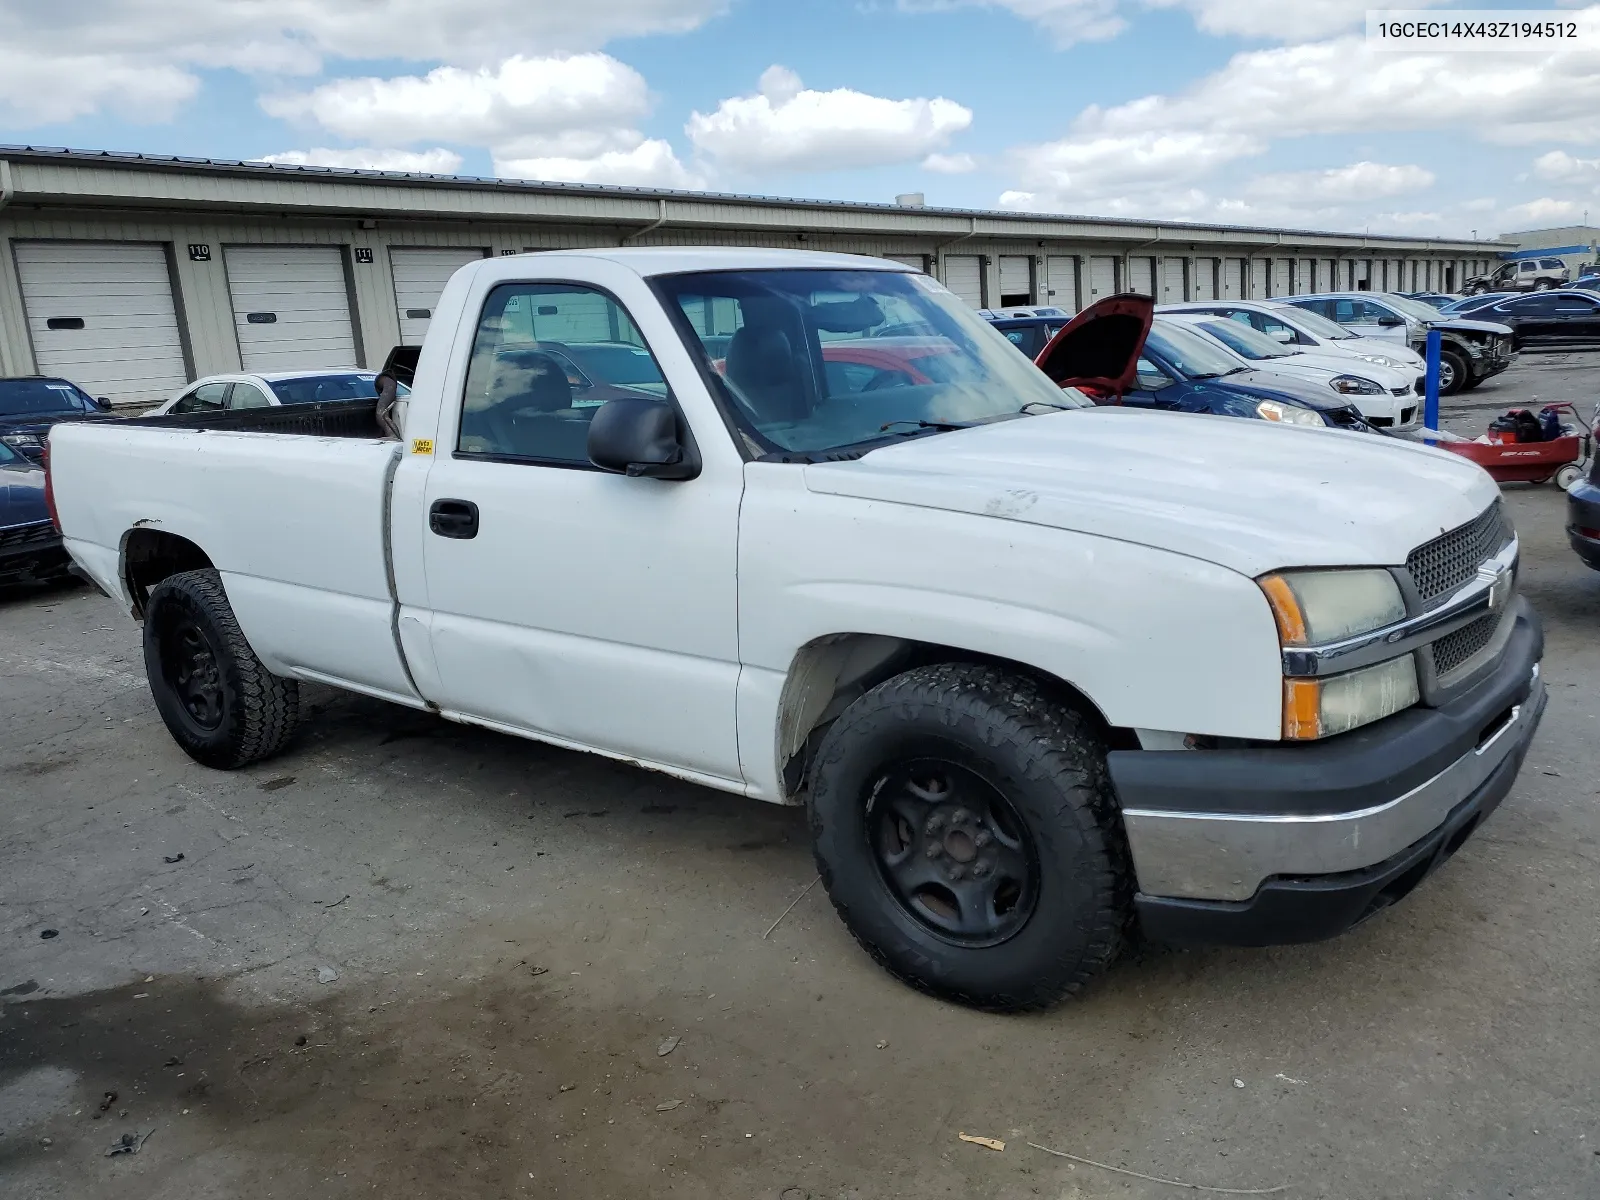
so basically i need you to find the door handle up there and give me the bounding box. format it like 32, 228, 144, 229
429, 499, 479, 540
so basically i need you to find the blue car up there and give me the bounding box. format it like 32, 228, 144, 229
0, 376, 115, 464
0, 438, 70, 584
1015, 300, 1371, 431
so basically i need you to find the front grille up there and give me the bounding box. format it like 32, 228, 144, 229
1392, 386, 1409, 396
1401, 406, 1416, 425
1406, 502, 1512, 603
0, 520, 56, 551
1324, 406, 1364, 428
1432, 612, 1500, 676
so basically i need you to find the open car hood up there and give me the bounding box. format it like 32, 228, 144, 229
1032, 294, 1153, 396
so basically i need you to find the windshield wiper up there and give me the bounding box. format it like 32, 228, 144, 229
1190, 367, 1250, 379
878, 419, 974, 433
1018, 399, 1074, 414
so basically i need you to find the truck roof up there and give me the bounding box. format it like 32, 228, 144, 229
500, 247, 912, 277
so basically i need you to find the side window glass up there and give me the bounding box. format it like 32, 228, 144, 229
1333, 300, 1357, 323
1135, 357, 1173, 391
228, 382, 273, 409
458, 283, 668, 465
172, 382, 229, 414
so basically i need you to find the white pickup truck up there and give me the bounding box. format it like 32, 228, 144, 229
48, 248, 1546, 1010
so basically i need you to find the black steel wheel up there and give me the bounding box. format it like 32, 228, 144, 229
143, 568, 299, 769
868, 759, 1039, 947
809, 663, 1130, 1011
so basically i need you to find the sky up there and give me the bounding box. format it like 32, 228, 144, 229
1, 0, 1599, 239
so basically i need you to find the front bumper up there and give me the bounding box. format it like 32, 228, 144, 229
1109, 602, 1545, 945
1567, 479, 1600, 572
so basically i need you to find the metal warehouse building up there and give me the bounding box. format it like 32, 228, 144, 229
0, 146, 1496, 407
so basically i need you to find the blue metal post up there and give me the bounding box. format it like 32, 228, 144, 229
1423, 328, 1442, 442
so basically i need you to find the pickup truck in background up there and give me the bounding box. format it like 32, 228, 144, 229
49, 248, 1546, 1010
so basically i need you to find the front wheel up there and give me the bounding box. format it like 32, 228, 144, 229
808, 663, 1129, 1011
143, 569, 299, 769
1438, 349, 1469, 396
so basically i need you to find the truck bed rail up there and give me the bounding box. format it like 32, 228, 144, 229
120, 398, 385, 438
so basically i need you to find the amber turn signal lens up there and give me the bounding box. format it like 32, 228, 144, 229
1282, 678, 1322, 740
1259, 574, 1308, 646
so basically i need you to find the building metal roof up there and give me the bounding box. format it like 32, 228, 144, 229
0, 144, 1488, 254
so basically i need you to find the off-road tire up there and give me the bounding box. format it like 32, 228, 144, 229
808, 663, 1130, 1011
143, 568, 299, 769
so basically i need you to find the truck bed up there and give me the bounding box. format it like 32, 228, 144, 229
120, 397, 386, 438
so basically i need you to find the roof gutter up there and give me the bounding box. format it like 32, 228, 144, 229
620, 197, 668, 245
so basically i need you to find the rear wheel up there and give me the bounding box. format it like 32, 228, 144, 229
807, 663, 1129, 1011
1556, 463, 1584, 490
143, 569, 299, 769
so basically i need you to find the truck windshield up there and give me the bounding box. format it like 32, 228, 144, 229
0, 379, 97, 418
654, 268, 1087, 455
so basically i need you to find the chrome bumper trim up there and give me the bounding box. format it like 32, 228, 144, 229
1122, 672, 1544, 903
1281, 537, 1517, 677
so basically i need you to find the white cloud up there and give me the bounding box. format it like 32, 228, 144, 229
264, 53, 698, 188
1504, 197, 1586, 224
686, 66, 973, 172
1005, 129, 1264, 204
496, 140, 704, 188
896, 0, 1125, 47
263, 55, 650, 146
1533, 149, 1600, 185
255, 147, 466, 174
0, 0, 725, 124
922, 152, 978, 173
1244, 162, 1435, 204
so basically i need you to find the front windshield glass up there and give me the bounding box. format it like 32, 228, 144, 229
0, 378, 96, 417
1276, 305, 1354, 340
1381, 294, 1444, 322
1191, 319, 1291, 360
654, 268, 1088, 455
1144, 322, 1245, 378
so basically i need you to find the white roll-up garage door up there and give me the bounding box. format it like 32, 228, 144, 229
942, 255, 983, 307
390, 247, 486, 346
1088, 256, 1117, 301
1192, 258, 1218, 300
225, 245, 359, 372
1222, 258, 1243, 299
997, 255, 1032, 305
1270, 259, 1290, 298
883, 254, 927, 272
1295, 258, 1314, 295
1127, 257, 1155, 297
1160, 257, 1187, 301
14, 241, 189, 407
1044, 256, 1078, 313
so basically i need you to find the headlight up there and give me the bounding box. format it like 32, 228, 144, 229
1354, 353, 1402, 367
1255, 400, 1326, 427
1, 432, 42, 449
1259, 568, 1416, 739
1329, 375, 1383, 395
1259, 568, 1405, 644
1283, 657, 1420, 740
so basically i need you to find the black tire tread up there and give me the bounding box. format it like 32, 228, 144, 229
808, 662, 1132, 1012
145, 568, 299, 769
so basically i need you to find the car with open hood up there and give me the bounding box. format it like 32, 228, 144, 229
46, 248, 1545, 1012
1034, 300, 1371, 432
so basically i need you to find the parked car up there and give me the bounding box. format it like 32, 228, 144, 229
1400, 292, 1460, 308
1160, 299, 1424, 372
49, 248, 1546, 1011
1465, 291, 1600, 348
1463, 258, 1570, 294
1569, 462, 1600, 573
1044, 310, 1372, 430
1161, 313, 1420, 428
1285, 293, 1515, 395
147, 369, 405, 417
983, 313, 1071, 357
0, 376, 115, 463
1564, 276, 1600, 295
1438, 293, 1516, 316
0, 439, 70, 584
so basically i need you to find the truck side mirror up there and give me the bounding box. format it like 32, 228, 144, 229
95, 396, 113, 411
587, 397, 698, 480
1376, 315, 1405, 327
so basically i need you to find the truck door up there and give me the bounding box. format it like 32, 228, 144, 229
413, 278, 744, 786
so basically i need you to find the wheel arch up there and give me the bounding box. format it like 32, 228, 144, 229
773, 632, 1129, 802
122, 527, 215, 621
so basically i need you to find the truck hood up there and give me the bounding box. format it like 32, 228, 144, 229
804, 408, 1497, 578
1432, 318, 1513, 337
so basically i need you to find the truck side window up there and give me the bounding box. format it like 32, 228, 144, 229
457, 283, 669, 465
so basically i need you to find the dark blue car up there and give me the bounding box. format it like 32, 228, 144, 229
0, 376, 114, 464
0, 438, 70, 584
1012, 302, 1370, 431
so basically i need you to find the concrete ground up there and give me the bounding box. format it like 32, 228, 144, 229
3, 348, 1598, 1200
